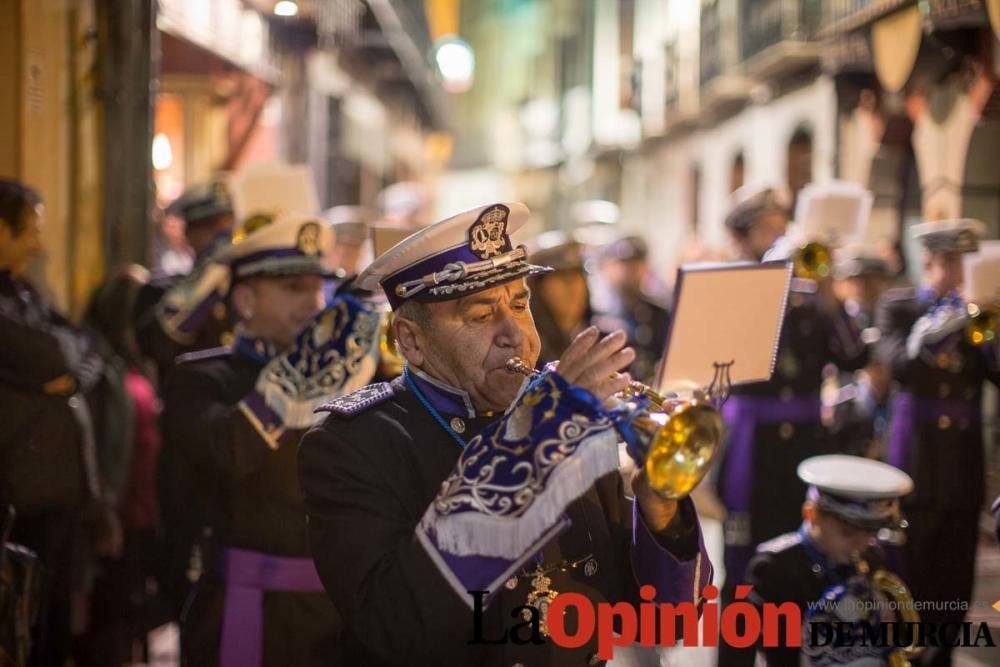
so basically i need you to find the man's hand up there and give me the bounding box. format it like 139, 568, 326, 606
555, 327, 635, 402
631, 467, 679, 532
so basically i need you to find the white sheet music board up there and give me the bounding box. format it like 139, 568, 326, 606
655, 261, 791, 394
964, 240, 1000, 305
230, 163, 319, 223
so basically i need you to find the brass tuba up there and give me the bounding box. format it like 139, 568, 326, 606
504, 357, 725, 499
853, 553, 924, 667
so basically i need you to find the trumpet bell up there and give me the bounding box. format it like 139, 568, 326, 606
965, 303, 997, 346
643, 402, 723, 499
794, 241, 832, 281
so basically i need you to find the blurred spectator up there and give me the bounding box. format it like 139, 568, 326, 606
77, 265, 162, 665
153, 213, 194, 278
0, 179, 108, 666
528, 231, 595, 367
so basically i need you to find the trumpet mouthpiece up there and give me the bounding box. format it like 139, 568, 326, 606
505, 357, 532, 376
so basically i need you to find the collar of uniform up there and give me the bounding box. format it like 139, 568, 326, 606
234, 332, 278, 365
409, 367, 477, 419
197, 231, 232, 263
917, 285, 938, 303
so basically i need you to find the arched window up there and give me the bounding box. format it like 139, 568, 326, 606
729, 152, 744, 193
787, 126, 813, 206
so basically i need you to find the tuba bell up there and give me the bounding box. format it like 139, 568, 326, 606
803, 551, 923, 667
504, 357, 726, 499
855, 553, 924, 667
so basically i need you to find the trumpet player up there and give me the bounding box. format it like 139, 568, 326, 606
875, 218, 999, 667
159, 214, 382, 665
745, 455, 914, 667
298, 202, 712, 666
828, 247, 895, 458
718, 185, 868, 667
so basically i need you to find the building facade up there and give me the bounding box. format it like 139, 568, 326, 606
446, 0, 1000, 286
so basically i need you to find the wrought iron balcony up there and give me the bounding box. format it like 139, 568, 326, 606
741, 0, 823, 78
664, 40, 679, 115
699, 0, 754, 114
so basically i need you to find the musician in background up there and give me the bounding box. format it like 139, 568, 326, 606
747, 455, 913, 667
527, 231, 596, 367
716, 185, 866, 667
134, 180, 236, 385
875, 218, 999, 667
591, 235, 670, 384
160, 214, 379, 665
828, 246, 894, 457
834, 245, 892, 332
322, 206, 372, 278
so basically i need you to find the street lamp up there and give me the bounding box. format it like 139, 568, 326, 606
434, 36, 474, 93
274, 1, 299, 17
152, 133, 173, 171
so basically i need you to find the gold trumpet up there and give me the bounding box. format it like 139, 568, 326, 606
505, 357, 724, 499
965, 302, 998, 346
793, 241, 833, 281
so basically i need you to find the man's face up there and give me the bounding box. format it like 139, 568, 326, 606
405, 280, 541, 413
810, 508, 876, 565
186, 213, 234, 257
242, 274, 325, 351
924, 250, 963, 295
735, 210, 787, 261
841, 274, 888, 312
0, 205, 44, 277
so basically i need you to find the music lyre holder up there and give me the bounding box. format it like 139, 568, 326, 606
705, 360, 734, 410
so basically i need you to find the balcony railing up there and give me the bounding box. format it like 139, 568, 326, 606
741, 0, 823, 63
822, 0, 877, 26
664, 40, 679, 114
699, 0, 742, 88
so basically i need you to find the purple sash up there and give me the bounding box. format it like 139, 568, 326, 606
887, 392, 981, 470
220, 548, 325, 667
720, 395, 821, 513
720, 395, 820, 586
